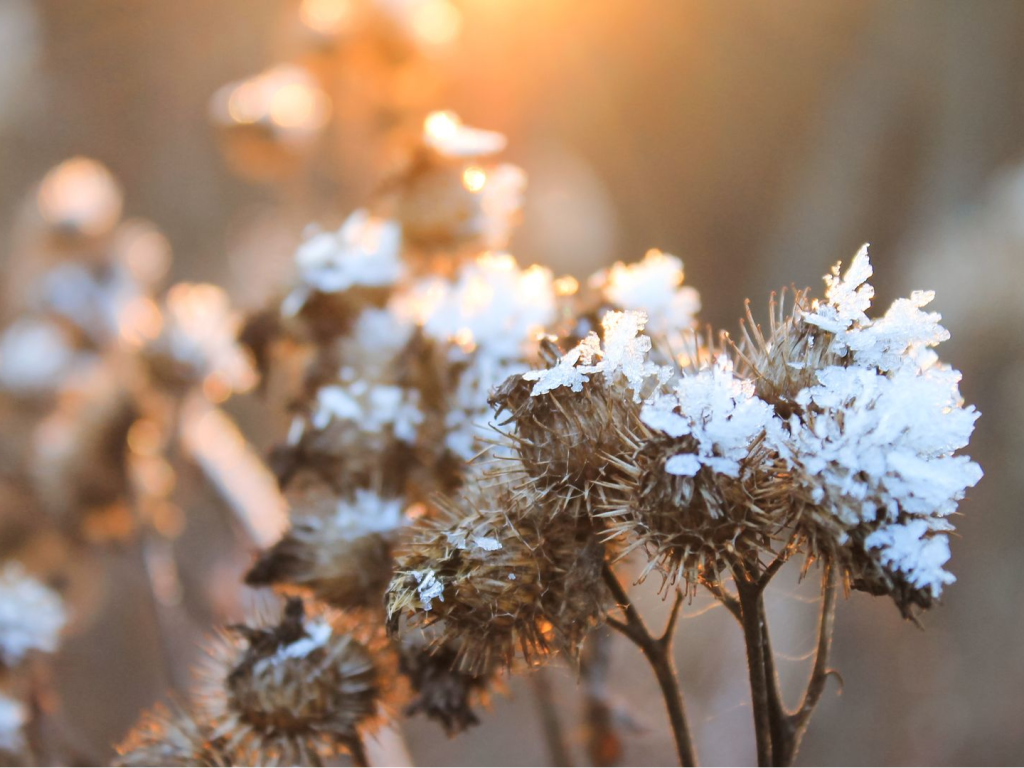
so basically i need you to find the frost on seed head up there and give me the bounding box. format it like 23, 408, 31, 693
596, 249, 701, 334
291, 208, 403, 298
801, 244, 951, 372
0, 564, 66, 667
641, 355, 778, 478
523, 310, 667, 401
0, 693, 26, 756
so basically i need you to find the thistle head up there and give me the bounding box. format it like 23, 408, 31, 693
386, 483, 606, 673
203, 599, 383, 763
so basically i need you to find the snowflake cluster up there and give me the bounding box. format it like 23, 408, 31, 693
523, 310, 667, 401
0, 565, 66, 667
333, 490, 406, 538
286, 208, 403, 308
641, 355, 778, 479
0, 693, 26, 755
780, 247, 982, 596
312, 379, 423, 442
596, 249, 701, 334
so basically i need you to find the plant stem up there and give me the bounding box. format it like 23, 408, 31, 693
581, 628, 622, 766
348, 735, 370, 768
601, 564, 697, 767
736, 580, 773, 767
529, 666, 573, 766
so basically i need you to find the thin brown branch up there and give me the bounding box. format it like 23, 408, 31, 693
602, 564, 697, 767
792, 563, 838, 736
581, 629, 623, 766
736, 580, 773, 767
529, 666, 573, 766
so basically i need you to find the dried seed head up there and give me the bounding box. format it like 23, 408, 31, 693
398, 636, 497, 736
114, 704, 232, 768
735, 288, 841, 419
600, 418, 778, 589
203, 599, 381, 764
491, 335, 646, 520
246, 490, 403, 610
386, 484, 606, 673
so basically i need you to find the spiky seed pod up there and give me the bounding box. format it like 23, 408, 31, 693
398, 637, 497, 735
114, 704, 234, 768
386, 483, 607, 673
599, 421, 781, 589
203, 599, 381, 764
735, 289, 843, 419
490, 346, 640, 520
246, 522, 393, 611
245, 490, 403, 611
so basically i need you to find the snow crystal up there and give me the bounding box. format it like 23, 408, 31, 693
522, 332, 601, 395
0, 565, 66, 667
598, 249, 701, 334
802, 244, 874, 337
0, 318, 74, 394
411, 254, 555, 361
0, 693, 26, 755
334, 490, 406, 537
784, 364, 981, 528
294, 209, 403, 295
312, 380, 423, 442
412, 569, 444, 610
523, 310, 666, 401
864, 520, 956, 597
641, 355, 777, 480
801, 245, 952, 373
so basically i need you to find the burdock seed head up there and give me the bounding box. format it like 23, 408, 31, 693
114, 704, 233, 768
202, 598, 382, 765
386, 482, 607, 674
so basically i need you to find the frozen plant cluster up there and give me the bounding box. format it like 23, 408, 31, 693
0, 565, 66, 667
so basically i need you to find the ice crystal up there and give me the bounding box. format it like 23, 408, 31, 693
523, 310, 666, 401
0, 317, 74, 394
597, 249, 701, 334
252, 621, 334, 675
641, 355, 777, 478
788, 365, 981, 526
291, 209, 403, 297
864, 520, 957, 597
0, 693, 26, 755
412, 254, 555, 361
312, 380, 423, 442
412, 569, 444, 610
0, 565, 66, 666
802, 245, 951, 372
334, 490, 406, 537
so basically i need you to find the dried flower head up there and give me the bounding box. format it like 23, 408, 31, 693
114, 704, 232, 768
599, 352, 783, 587
750, 247, 982, 615
387, 483, 607, 672
398, 636, 497, 735
246, 490, 404, 610
202, 599, 382, 764
492, 311, 666, 519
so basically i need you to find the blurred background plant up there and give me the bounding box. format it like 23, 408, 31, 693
0, 1, 1020, 765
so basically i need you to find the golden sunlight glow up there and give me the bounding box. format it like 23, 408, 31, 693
424, 110, 461, 142
409, 0, 462, 48
462, 165, 487, 192
127, 418, 164, 457
453, 327, 476, 353
221, 66, 330, 137
300, 0, 354, 36
37, 157, 123, 238
269, 82, 322, 129
553, 275, 579, 296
